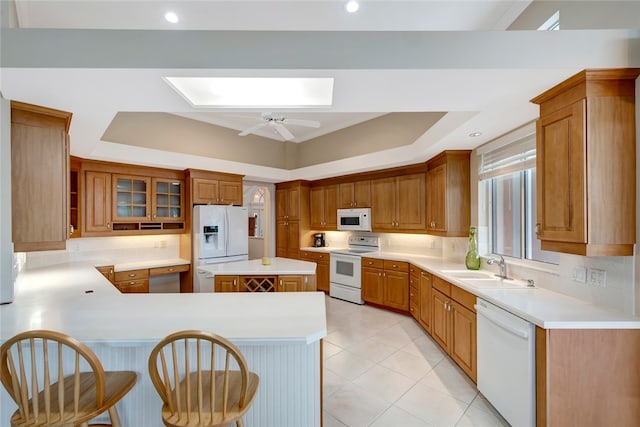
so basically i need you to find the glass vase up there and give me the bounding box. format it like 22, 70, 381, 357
465, 226, 481, 270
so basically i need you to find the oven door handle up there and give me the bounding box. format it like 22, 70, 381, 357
475, 304, 530, 339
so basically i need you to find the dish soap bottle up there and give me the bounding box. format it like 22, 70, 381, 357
465, 226, 480, 270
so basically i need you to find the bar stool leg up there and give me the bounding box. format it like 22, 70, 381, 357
108, 406, 123, 427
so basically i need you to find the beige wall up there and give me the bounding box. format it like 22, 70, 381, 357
103, 111, 444, 170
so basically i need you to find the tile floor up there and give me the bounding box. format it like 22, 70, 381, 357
322, 295, 511, 427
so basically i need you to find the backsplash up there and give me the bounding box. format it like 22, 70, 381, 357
22, 235, 181, 270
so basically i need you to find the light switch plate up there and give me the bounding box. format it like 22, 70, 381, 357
589, 269, 607, 287
572, 266, 587, 283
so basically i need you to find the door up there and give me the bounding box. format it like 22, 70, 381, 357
316, 261, 330, 292
419, 271, 432, 332
112, 175, 151, 221
361, 267, 383, 304
276, 221, 288, 257
215, 275, 239, 292
277, 276, 302, 292
324, 185, 338, 228
537, 101, 586, 243
431, 289, 450, 352
338, 182, 355, 208
286, 221, 300, 259
193, 178, 219, 204
353, 181, 371, 207
226, 206, 249, 257
276, 189, 287, 220
310, 187, 325, 228
371, 177, 395, 229
450, 300, 476, 382
219, 180, 242, 205
194, 205, 227, 259
427, 164, 446, 232
396, 173, 426, 230
384, 270, 409, 310
85, 171, 112, 233
152, 178, 183, 221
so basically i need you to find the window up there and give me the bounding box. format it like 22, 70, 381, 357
479, 124, 559, 264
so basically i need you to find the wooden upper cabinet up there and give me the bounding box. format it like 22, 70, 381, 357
112, 174, 151, 222
152, 178, 184, 221
277, 186, 301, 221
426, 151, 471, 237
339, 181, 371, 208
531, 68, 640, 256
275, 181, 311, 259
11, 101, 72, 252
310, 184, 338, 229
372, 173, 425, 232
192, 176, 242, 206
69, 157, 82, 238
84, 171, 112, 233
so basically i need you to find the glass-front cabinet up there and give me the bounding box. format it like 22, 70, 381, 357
113, 175, 151, 221
152, 178, 184, 221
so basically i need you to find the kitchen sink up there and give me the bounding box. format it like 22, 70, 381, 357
464, 278, 529, 289
441, 270, 531, 289
441, 270, 496, 279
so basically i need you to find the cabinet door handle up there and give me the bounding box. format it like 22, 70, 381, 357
392, 264, 397, 268
535, 223, 540, 236
128, 273, 136, 277
168, 268, 174, 272
69, 224, 74, 234
378, 272, 382, 277
233, 279, 237, 286
107, 222, 111, 228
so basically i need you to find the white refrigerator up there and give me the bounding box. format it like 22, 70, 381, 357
193, 205, 248, 292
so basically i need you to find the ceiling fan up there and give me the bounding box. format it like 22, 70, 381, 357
238, 112, 320, 141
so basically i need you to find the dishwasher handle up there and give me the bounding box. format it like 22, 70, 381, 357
475, 304, 530, 339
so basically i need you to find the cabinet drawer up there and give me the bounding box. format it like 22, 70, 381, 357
409, 300, 419, 317
432, 275, 451, 296
114, 269, 149, 282
115, 279, 149, 293
410, 265, 421, 279
451, 285, 476, 312
362, 257, 384, 269
384, 260, 409, 272
409, 284, 419, 301
149, 264, 189, 276
300, 251, 330, 262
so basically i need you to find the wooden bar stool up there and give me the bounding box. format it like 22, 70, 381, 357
0, 330, 138, 427
148, 330, 259, 427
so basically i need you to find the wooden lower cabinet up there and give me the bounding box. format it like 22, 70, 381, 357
362, 265, 384, 304
215, 275, 239, 292
361, 258, 408, 311
299, 251, 330, 292
429, 276, 477, 382
114, 268, 150, 293
95, 265, 115, 283
419, 270, 432, 332
536, 328, 640, 427
215, 275, 316, 292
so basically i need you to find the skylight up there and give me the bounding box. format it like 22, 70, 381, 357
164, 77, 334, 108
538, 11, 560, 31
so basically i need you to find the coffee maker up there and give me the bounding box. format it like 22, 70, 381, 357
313, 233, 326, 247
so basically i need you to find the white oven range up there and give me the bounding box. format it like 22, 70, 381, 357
330, 235, 379, 304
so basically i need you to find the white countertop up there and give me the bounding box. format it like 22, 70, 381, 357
361, 251, 640, 329
91, 258, 191, 271
197, 257, 316, 276
300, 246, 336, 254
1, 261, 326, 344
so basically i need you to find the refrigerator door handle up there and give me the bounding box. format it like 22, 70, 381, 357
225, 210, 230, 256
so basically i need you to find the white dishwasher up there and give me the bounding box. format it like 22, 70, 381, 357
475, 298, 535, 427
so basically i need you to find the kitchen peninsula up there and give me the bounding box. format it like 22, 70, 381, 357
0, 261, 326, 426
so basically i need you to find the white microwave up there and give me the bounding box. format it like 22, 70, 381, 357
337, 208, 372, 232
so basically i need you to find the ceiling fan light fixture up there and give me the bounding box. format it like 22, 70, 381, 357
164, 77, 334, 108
345, 1, 359, 13
164, 11, 179, 23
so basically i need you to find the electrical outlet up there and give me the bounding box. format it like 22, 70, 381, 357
589, 269, 607, 287
572, 266, 587, 283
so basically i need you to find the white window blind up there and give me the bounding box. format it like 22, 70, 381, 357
478, 132, 536, 180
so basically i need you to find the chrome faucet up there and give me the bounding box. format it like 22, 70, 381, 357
487, 255, 509, 279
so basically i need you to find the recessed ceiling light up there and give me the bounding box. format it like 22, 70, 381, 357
469, 132, 482, 137
345, 1, 359, 13
164, 77, 334, 108
164, 11, 179, 24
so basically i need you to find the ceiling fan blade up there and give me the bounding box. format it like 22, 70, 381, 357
238, 122, 267, 136
282, 118, 321, 128
273, 123, 295, 140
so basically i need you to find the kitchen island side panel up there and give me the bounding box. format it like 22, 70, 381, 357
0, 340, 321, 427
